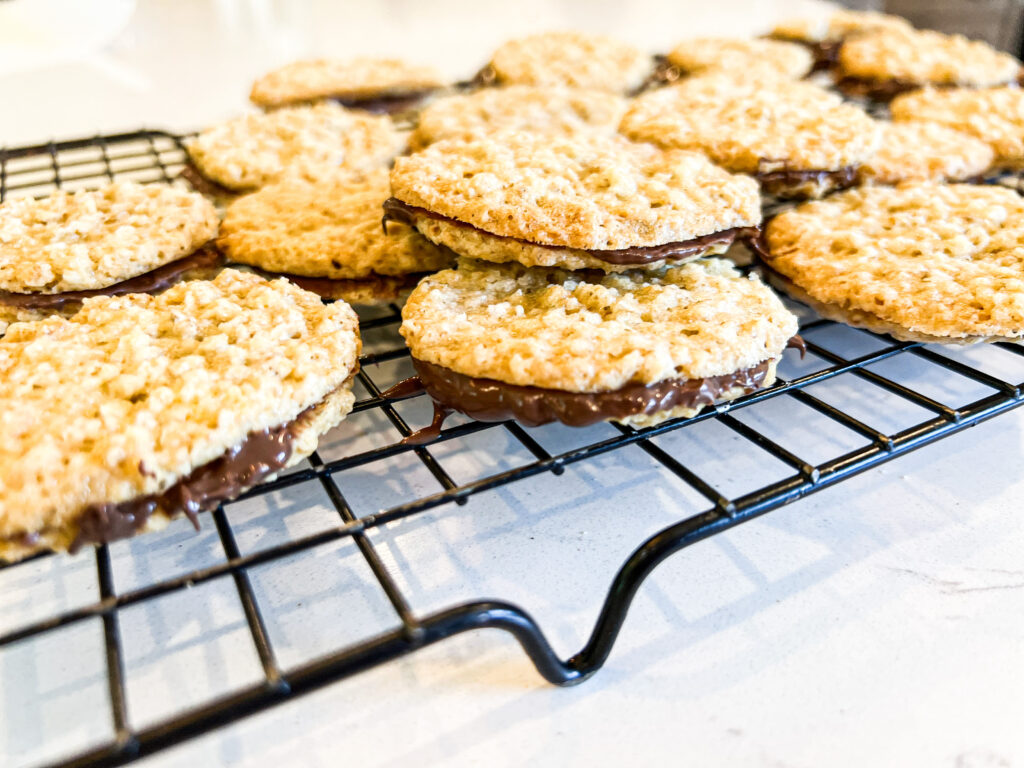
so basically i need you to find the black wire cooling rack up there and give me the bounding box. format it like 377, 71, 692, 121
2, 130, 1024, 768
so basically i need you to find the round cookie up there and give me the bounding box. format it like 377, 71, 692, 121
250, 57, 445, 113
858, 121, 994, 184
479, 31, 652, 94
768, 10, 914, 71
836, 28, 1022, 101
218, 168, 453, 304
0, 269, 361, 561
0, 181, 220, 330
399, 258, 799, 430
760, 183, 1024, 343
620, 73, 879, 199
408, 85, 626, 151
387, 131, 762, 272
185, 102, 405, 194
665, 38, 813, 80
890, 87, 1024, 170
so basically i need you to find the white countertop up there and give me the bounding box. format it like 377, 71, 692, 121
1, 2, 1024, 767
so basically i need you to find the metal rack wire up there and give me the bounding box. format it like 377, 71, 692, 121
1, 131, 1023, 768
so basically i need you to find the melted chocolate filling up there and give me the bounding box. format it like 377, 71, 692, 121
632, 55, 683, 94
400, 357, 774, 440
331, 89, 437, 114
0, 243, 224, 311
382, 198, 759, 266
65, 405, 315, 552
179, 162, 240, 199
834, 76, 931, 101
754, 166, 858, 196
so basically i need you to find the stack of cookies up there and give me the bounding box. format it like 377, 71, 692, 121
4, 15, 1024, 561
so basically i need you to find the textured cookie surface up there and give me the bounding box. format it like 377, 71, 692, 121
771, 9, 912, 43
219, 168, 452, 279
891, 87, 1024, 169
838, 29, 1021, 87
764, 183, 1024, 340
860, 121, 994, 183
0, 182, 217, 293
250, 57, 444, 107
186, 103, 404, 192
487, 31, 651, 93
0, 269, 360, 547
390, 132, 761, 250
409, 86, 626, 150
401, 258, 797, 392
620, 74, 879, 173
666, 38, 812, 79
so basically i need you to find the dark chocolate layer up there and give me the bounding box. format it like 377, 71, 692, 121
754, 166, 858, 197
331, 89, 438, 114
834, 75, 928, 101
68, 404, 315, 552
410, 356, 773, 430
766, 35, 842, 72
0, 243, 224, 311
382, 198, 759, 266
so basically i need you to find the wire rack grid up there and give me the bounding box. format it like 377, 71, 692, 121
1, 130, 1023, 768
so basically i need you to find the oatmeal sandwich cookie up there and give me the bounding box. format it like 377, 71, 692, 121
183, 102, 404, 198
395, 258, 799, 434
768, 9, 912, 71
385, 132, 762, 272
759, 183, 1024, 344
0, 270, 361, 561
219, 169, 453, 304
620, 74, 879, 199
664, 37, 813, 80
835, 28, 1022, 101
858, 121, 994, 184
890, 87, 1024, 171
473, 31, 652, 94
250, 57, 445, 114
408, 85, 626, 151
0, 181, 219, 335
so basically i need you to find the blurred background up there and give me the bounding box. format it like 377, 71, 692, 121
0, 0, 1022, 145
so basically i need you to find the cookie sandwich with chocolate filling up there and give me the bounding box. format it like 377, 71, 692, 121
408, 85, 626, 152
385, 131, 762, 272
857, 121, 994, 185
250, 57, 446, 115
472, 31, 653, 95
182, 102, 404, 200
758, 182, 1024, 344
835, 28, 1022, 101
891, 87, 1024, 171
0, 269, 361, 561
767, 9, 913, 71
395, 258, 799, 436
219, 169, 453, 304
0, 181, 219, 335
664, 37, 813, 80
620, 73, 880, 199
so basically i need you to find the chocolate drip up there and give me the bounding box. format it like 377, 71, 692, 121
786, 334, 808, 358
0, 243, 224, 311
382, 198, 759, 266
179, 162, 239, 199
381, 376, 426, 400
331, 89, 437, 114
402, 401, 453, 445
407, 356, 774, 431
67, 406, 312, 552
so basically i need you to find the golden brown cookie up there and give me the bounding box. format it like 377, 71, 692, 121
387, 131, 762, 272
218, 168, 452, 304
620, 74, 879, 199
0, 269, 361, 561
399, 257, 798, 429
666, 38, 812, 80
0, 181, 220, 332
250, 57, 445, 113
836, 28, 1022, 101
185, 103, 405, 194
761, 183, 1024, 343
409, 86, 626, 151
890, 87, 1024, 170
858, 121, 994, 184
479, 31, 652, 94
